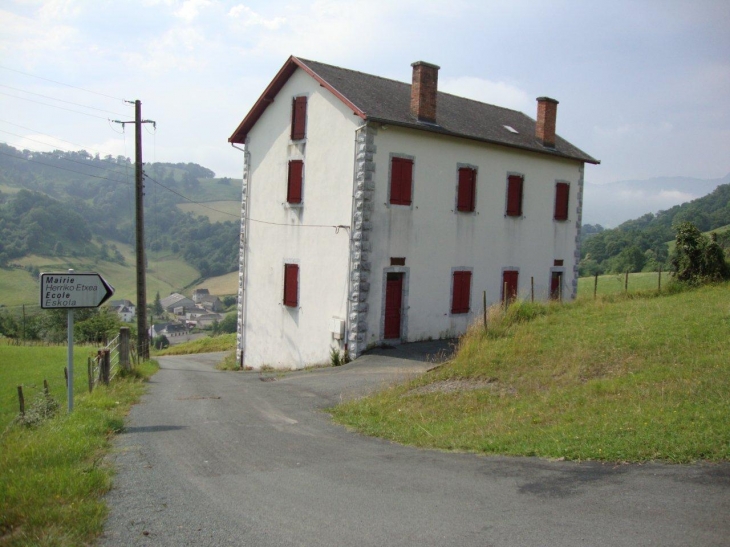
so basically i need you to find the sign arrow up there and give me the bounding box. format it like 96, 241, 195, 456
40, 272, 115, 309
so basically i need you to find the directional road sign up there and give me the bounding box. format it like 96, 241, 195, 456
40, 272, 115, 309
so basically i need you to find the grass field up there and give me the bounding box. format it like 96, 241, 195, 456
331, 283, 730, 463
154, 333, 236, 356
192, 270, 238, 296
177, 200, 240, 223
0, 343, 157, 546
577, 271, 665, 298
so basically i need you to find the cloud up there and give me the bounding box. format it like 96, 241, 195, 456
227, 4, 285, 30
174, 0, 211, 22
121, 27, 208, 72
440, 76, 532, 113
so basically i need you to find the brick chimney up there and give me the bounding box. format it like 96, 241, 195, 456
411, 61, 440, 123
536, 97, 559, 148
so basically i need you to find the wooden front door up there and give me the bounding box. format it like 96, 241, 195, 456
502, 270, 518, 305
550, 271, 563, 300
384, 273, 404, 339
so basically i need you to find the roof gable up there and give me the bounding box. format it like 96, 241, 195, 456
229, 56, 598, 165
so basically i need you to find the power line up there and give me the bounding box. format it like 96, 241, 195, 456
144, 173, 349, 230
0, 64, 126, 101
0, 149, 131, 184
0, 83, 129, 116
0, 92, 112, 120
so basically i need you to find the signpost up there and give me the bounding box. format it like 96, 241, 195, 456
40, 271, 115, 413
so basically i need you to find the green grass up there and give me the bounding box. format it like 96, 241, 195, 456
153, 333, 236, 356
331, 284, 730, 463
577, 271, 666, 298
0, 344, 158, 546
192, 271, 238, 296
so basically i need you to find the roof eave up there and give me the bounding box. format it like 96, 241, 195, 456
229, 56, 367, 144
365, 116, 600, 165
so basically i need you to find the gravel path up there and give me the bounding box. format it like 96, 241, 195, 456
100, 347, 730, 546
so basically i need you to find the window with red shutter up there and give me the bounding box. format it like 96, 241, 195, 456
390, 157, 413, 206
291, 96, 307, 140
451, 270, 472, 314
554, 182, 569, 221
457, 167, 476, 212
506, 175, 523, 217
287, 160, 303, 204
283, 264, 298, 307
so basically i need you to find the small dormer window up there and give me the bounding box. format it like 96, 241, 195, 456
291, 96, 307, 140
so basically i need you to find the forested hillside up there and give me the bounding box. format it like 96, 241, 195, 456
0, 143, 241, 278
580, 183, 730, 275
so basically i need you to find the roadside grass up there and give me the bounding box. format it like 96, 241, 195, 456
331, 283, 730, 463
0, 344, 157, 547
153, 333, 236, 356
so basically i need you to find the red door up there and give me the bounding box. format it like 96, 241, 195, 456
384, 273, 403, 339
502, 270, 518, 305
550, 272, 562, 300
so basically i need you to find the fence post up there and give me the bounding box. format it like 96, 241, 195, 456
658, 266, 662, 292
119, 327, 131, 371
530, 277, 534, 303
64, 367, 68, 388
87, 357, 94, 393
482, 290, 487, 332
43, 379, 49, 396
625, 270, 629, 293
594, 273, 598, 299
503, 282, 508, 309
101, 350, 110, 386
17, 385, 24, 416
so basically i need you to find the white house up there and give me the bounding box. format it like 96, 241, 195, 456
229, 56, 599, 370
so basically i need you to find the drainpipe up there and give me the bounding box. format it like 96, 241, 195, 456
346, 122, 369, 358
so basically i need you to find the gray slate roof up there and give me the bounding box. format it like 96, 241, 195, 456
298, 58, 598, 164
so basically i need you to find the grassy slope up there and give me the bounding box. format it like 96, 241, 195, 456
192, 271, 238, 296
577, 271, 664, 297
0, 344, 158, 546
153, 333, 236, 356
331, 284, 730, 463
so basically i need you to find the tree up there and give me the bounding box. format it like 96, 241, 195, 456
153, 291, 164, 317
218, 312, 237, 334
671, 222, 730, 284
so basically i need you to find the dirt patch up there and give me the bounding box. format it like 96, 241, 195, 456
404, 378, 502, 396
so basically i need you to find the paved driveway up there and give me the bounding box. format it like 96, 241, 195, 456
101, 344, 729, 546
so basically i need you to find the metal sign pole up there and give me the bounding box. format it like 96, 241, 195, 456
67, 308, 74, 413
67, 268, 74, 413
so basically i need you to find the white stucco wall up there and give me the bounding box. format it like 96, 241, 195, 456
362, 126, 583, 347
240, 68, 359, 369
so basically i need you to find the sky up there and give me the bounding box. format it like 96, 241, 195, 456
1, 0, 729, 195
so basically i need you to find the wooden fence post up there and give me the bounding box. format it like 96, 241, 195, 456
482, 291, 487, 332
625, 270, 629, 293
503, 282, 508, 309
87, 357, 94, 392
119, 327, 130, 371
658, 266, 662, 292
101, 349, 110, 386
594, 273, 598, 299
530, 277, 534, 303
17, 385, 24, 416
64, 367, 68, 388
43, 379, 49, 396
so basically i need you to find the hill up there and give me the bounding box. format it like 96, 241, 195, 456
583, 173, 730, 228
0, 144, 242, 304
580, 182, 730, 275
331, 284, 730, 463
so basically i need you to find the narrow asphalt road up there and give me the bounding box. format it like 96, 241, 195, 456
101, 346, 730, 546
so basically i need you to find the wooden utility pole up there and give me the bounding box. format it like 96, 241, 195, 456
113, 101, 155, 361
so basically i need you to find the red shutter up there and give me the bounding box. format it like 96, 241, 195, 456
506, 175, 523, 216
291, 96, 307, 140
502, 270, 518, 304
457, 168, 476, 212
554, 182, 569, 221
390, 157, 413, 205
287, 160, 303, 203
451, 271, 471, 314
283, 264, 298, 307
